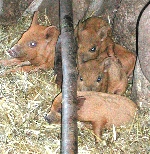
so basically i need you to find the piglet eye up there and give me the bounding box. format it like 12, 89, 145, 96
28, 41, 37, 48
89, 46, 96, 52
80, 76, 83, 81
97, 76, 102, 82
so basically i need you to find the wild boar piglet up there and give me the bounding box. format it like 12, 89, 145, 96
78, 46, 128, 95
0, 11, 60, 73
75, 16, 136, 77
45, 91, 137, 143
75, 17, 112, 64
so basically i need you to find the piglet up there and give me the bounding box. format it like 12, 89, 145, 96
45, 91, 137, 143
0, 11, 60, 72
78, 45, 128, 95
75, 17, 136, 77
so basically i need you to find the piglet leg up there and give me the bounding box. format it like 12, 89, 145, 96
0, 58, 24, 66
92, 118, 107, 143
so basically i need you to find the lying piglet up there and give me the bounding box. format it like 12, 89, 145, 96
45, 91, 137, 143
75, 17, 136, 77
77, 47, 128, 95
0, 11, 60, 72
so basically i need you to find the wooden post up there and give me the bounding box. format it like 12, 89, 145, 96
60, 0, 78, 153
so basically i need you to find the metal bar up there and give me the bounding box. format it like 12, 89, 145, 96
59, 0, 78, 153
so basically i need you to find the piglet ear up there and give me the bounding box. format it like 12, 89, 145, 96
107, 44, 115, 57
44, 26, 59, 42
31, 11, 39, 26
103, 58, 111, 72
98, 26, 111, 42
74, 25, 78, 38
74, 20, 85, 38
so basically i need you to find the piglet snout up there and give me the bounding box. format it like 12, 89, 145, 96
8, 44, 22, 58
44, 111, 61, 124
44, 114, 52, 124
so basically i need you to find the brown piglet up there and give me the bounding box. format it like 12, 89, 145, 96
75, 17, 136, 77
0, 11, 60, 73
45, 91, 137, 143
78, 45, 128, 95
75, 17, 112, 64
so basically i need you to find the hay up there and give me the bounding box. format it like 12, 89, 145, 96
0, 14, 150, 154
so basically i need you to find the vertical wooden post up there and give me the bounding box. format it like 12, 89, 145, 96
60, 0, 78, 153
